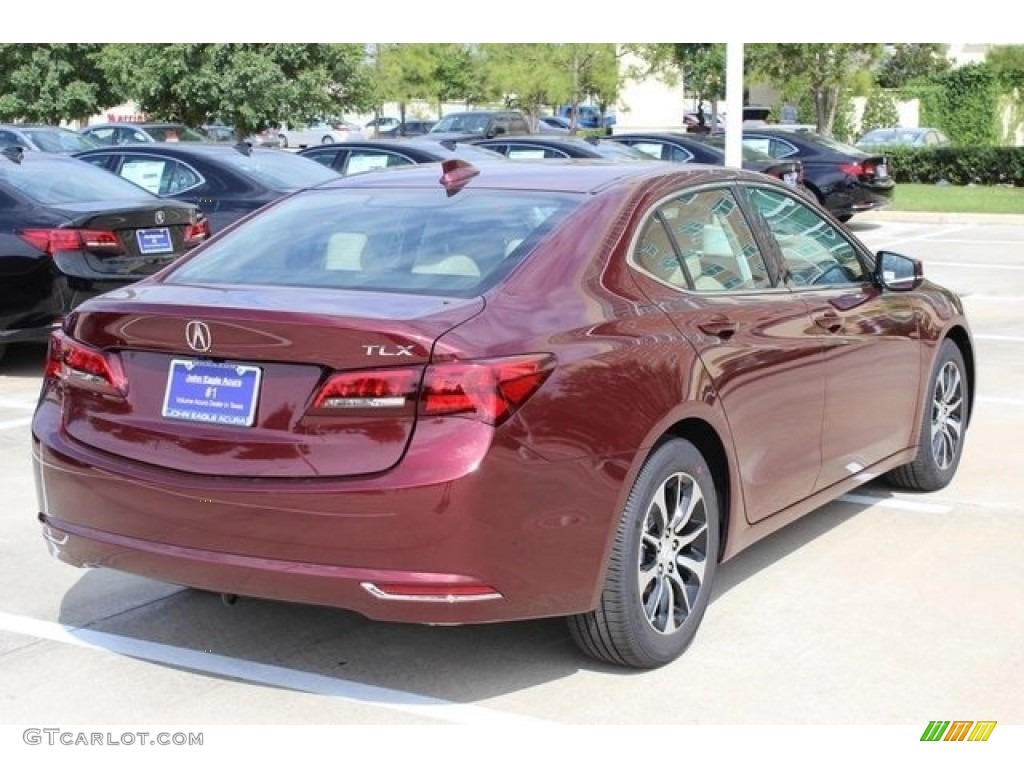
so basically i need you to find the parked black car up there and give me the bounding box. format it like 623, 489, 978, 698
298, 139, 505, 176
74, 142, 339, 233
0, 147, 207, 359
736, 128, 895, 221
471, 135, 652, 160
609, 132, 809, 193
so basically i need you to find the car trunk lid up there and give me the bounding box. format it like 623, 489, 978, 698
57, 283, 484, 478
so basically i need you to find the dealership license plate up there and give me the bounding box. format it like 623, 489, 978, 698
161, 359, 262, 427
876, 164, 888, 178
783, 172, 799, 187
136, 227, 173, 255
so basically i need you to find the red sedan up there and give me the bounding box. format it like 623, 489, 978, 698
33, 158, 974, 668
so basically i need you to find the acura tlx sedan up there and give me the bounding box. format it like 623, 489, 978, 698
32, 157, 974, 669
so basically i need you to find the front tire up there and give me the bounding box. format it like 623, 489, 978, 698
278, 134, 288, 148
885, 338, 968, 491
321, 135, 335, 144
568, 438, 720, 669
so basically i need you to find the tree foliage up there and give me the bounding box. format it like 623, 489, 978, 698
625, 44, 724, 123
373, 44, 494, 121
987, 45, 1024, 89
98, 44, 374, 139
0, 44, 122, 123
746, 44, 884, 136
860, 89, 901, 134
481, 44, 619, 129
876, 44, 951, 89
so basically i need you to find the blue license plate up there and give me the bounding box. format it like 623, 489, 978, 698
136, 227, 173, 255
161, 359, 262, 427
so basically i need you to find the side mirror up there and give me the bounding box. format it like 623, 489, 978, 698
874, 250, 923, 292
491, 125, 507, 137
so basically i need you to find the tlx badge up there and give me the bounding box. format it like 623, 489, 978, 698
363, 344, 414, 357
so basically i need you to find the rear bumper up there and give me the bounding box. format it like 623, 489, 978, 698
32, 400, 625, 625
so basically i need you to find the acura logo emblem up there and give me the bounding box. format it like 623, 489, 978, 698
155, 210, 166, 225
186, 321, 212, 352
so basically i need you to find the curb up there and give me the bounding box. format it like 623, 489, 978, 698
856, 210, 1024, 225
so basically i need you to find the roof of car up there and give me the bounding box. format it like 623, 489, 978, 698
75, 143, 270, 160
316, 157, 748, 195
0, 124, 74, 131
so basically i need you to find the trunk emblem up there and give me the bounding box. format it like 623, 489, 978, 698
186, 321, 212, 352
155, 210, 166, 225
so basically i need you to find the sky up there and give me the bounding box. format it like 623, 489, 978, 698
1, 2, 1021, 45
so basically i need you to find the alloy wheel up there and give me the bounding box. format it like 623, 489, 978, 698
930, 360, 964, 470
638, 471, 709, 635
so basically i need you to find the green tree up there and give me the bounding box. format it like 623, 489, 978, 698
625, 43, 725, 126
832, 93, 856, 143
0, 44, 123, 124
876, 44, 951, 88
373, 44, 496, 123
987, 45, 1024, 90
98, 44, 374, 139
482, 44, 620, 130
747, 44, 883, 136
860, 90, 901, 135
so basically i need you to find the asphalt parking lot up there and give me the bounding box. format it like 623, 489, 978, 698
0, 213, 1022, 738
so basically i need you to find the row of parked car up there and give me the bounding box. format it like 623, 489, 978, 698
0, 115, 897, 361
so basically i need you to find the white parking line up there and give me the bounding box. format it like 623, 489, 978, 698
867, 226, 967, 250
927, 262, 1024, 271
0, 611, 551, 726
0, 398, 36, 410
838, 493, 951, 514
974, 334, 1024, 342
979, 396, 1024, 407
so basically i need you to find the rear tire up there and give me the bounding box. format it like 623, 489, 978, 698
321, 135, 335, 144
568, 438, 719, 669
278, 135, 288, 148
837, 214, 853, 223
884, 338, 968, 491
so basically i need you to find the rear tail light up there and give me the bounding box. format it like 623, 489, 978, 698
184, 217, 210, 248
421, 354, 554, 426
839, 162, 864, 177
18, 228, 124, 255
44, 330, 127, 397
311, 369, 419, 411
307, 354, 555, 426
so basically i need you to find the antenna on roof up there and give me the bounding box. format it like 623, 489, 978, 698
439, 159, 479, 197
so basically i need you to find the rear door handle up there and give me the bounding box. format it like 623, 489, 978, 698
813, 311, 844, 333
696, 318, 739, 339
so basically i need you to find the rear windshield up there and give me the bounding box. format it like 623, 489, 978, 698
430, 114, 493, 135
0, 157, 158, 205
696, 136, 777, 163
23, 129, 100, 153
218, 150, 340, 190
145, 125, 208, 142
166, 187, 583, 297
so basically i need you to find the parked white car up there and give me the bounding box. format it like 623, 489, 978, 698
276, 121, 364, 148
